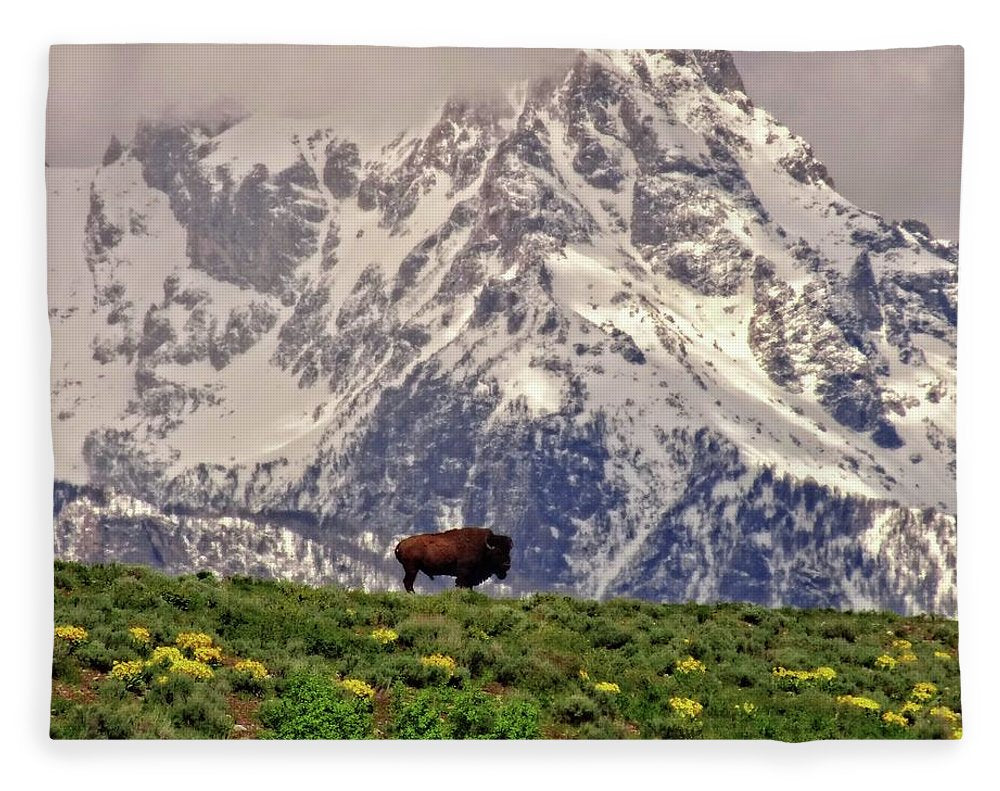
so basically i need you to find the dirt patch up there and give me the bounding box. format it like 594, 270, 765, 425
51, 669, 101, 705
372, 690, 392, 738
227, 694, 262, 739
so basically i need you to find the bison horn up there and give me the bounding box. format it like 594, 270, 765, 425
485, 533, 496, 550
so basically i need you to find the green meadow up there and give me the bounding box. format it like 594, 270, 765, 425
51, 561, 961, 740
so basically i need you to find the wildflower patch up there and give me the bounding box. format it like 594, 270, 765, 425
54, 625, 88, 645
836, 695, 881, 712
675, 656, 706, 674
233, 660, 269, 681
420, 654, 457, 674
772, 666, 836, 686
128, 627, 151, 645
669, 697, 704, 718
338, 678, 376, 700
370, 627, 399, 646
176, 632, 214, 651
110, 660, 146, 687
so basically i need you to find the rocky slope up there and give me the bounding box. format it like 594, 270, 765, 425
48, 50, 958, 614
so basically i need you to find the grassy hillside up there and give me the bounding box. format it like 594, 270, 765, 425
50, 561, 961, 740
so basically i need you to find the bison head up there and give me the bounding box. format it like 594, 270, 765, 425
484, 532, 514, 579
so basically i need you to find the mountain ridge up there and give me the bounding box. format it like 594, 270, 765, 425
48, 49, 958, 614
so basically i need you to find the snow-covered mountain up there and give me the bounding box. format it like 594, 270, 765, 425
48, 50, 958, 615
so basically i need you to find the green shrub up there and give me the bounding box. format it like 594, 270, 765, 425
51, 698, 145, 739
391, 687, 452, 739
819, 620, 858, 643
303, 622, 353, 659
493, 655, 564, 693
52, 648, 81, 684
160, 591, 192, 611
390, 687, 539, 739
465, 605, 520, 637
75, 640, 116, 672
260, 674, 373, 739
642, 714, 704, 739
54, 569, 76, 592
587, 619, 632, 650
575, 720, 628, 739
167, 684, 233, 738
447, 690, 497, 739
230, 668, 269, 697
492, 699, 541, 739
111, 577, 157, 609
146, 670, 196, 707
455, 640, 500, 679
553, 694, 598, 725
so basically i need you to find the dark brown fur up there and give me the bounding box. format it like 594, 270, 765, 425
394, 527, 513, 593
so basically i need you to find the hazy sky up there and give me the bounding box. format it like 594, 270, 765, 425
734, 48, 963, 241
47, 45, 963, 240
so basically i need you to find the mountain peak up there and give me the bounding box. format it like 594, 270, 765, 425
49, 49, 957, 615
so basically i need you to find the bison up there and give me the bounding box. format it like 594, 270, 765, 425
394, 527, 513, 592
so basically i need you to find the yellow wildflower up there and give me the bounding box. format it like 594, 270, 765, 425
170, 658, 214, 680
910, 682, 938, 702
675, 656, 706, 674
593, 681, 621, 694
338, 678, 376, 700
891, 638, 912, 651
898, 652, 918, 664
193, 646, 223, 665
233, 659, 269, 680
421, 653, 457, 674
578, 669, 590, 681
772, 666, 836, 685
54, 625, 88, 645
900, 701, 923, 719
176, 632, 214, 651
156, 675, 169, 685
951, 728, 963, 740
929, 705, 960, 725
109, 660, 146, 686
934, 651, 952, 661
128, 626, 151, 645
669, 697, 703, 718
836, 695, 881, 712
735, 702, 756, 715
147, 645, 218, 680
371, 627, 399, 645
147, 646, 184, 667
874, 654, 897, 670
882, 712, 908, 727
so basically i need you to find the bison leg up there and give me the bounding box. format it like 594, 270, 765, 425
402, 566, 418, 593
455, 563, 481, 589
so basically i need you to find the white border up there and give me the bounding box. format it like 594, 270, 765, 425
5, 1, 996, 787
